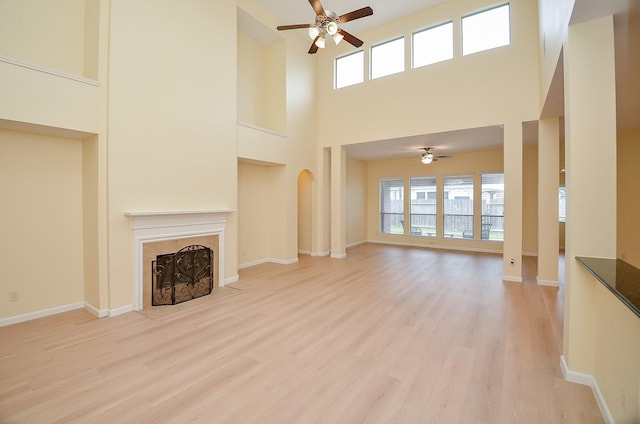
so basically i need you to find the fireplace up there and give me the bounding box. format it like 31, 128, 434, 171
152, 245, 214, 305
126, 210, 232, 310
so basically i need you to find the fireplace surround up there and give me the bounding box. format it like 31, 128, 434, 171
126, 210, 232, 310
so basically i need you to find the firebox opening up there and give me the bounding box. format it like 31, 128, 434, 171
152, 245, 214, 306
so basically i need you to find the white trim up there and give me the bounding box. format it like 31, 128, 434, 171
537, 277, 559, 287
225, 275, 240, 285
560, 356, 614, 424
0, 302, 85, 327
0, 55, 99, 86
347, 240, 367, 249
502, 275, 523, 283
298, 249, 312, 255
311, 251, 331, 257
125, 210, 233, 310
238, 257, 299, 269
237, 121, 287, 138
367, 239, 503, 255
330, 253, 347, 259
84, 302, 108, 318
109, 305, 134, 317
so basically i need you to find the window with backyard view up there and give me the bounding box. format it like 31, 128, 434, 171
443, 176, 474, 238
410, 177, 437, 236
481, 173, 504, 240
380, 179, 404, 234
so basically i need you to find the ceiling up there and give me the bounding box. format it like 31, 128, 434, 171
343, 123, 540, 161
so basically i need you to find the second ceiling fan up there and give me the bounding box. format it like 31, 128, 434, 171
420, 148, 452, 164
276, 0, 374, 54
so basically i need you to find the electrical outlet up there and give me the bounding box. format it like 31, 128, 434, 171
509, 258, 515, 265
8, 291, 19, 302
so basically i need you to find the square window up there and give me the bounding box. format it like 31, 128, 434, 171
371, 37, 405, 80
413, 21, 453, 68
462, 4, 510, 56
335, 50, 364, 89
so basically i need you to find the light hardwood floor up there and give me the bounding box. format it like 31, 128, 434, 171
0, 243, 602, 423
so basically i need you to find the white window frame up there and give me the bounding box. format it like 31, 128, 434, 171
462, 3, 511, 56
410, 176, 437, 237
335, 50, 364, 89
370, 37, 405, 80
443, 175, 474, 239
380, 179, 405, 235
412, 21, 454, 69
481, 173, 504, 241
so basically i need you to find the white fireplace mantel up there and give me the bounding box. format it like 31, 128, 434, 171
125, 210, 234, 310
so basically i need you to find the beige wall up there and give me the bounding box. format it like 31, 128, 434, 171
236, 0, 318, 262
0, 0, 88, 76
562, 14, 640, 423
106, 0, 239, 308
0, 129, 84, 319
522, 144, 539, 255
316, 0, 540, 147
237, 30, 286, 133
297, 170, 313, 254
346, 157, 367, 246
238, 161, 272, 265
538, 0, 574, 113
617, 128, 640, 268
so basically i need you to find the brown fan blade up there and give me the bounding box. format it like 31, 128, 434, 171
339, 6, 373, 23
309, 0, 325, 16
338, 29, 364, 48
308, 36, 320, 54
277, 23, 312, 31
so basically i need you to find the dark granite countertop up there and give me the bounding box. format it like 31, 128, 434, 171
576, 257, 640, 318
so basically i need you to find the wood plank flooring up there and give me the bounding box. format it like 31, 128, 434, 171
0, 243, 603, 423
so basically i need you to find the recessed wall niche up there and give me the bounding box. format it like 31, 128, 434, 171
0, 0, 99, 79
237, 8, 286, 134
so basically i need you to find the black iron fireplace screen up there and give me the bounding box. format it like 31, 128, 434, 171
152, 245, 214, 306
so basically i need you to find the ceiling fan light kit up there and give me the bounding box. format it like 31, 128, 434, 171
277, 0, 373, 54
421, 152, 434, 164
420, 148, 452, 164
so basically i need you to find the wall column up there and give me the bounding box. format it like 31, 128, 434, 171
330, 145, 346, 258
563, 15, 617, 373
503, 121, 524, 282
537, 117, 560, 286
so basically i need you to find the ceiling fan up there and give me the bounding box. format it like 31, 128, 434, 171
276, 0, 374, 54
420, 148, 452, 164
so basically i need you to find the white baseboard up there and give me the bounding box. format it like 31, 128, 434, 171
108, 304, 134, 317
347, 240, 366, 249
238, 257, 299, 270
298, 249, 312, 255
84, 302, 108, 318
311, 251, 330, 257
330, 253, 347, 259
560, 356, 614, 424
224, 275, 239, 285
537, 277, 559, 287
0, 301, 85, 327
502, 275, 523, 283
367, 239, 503, 255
